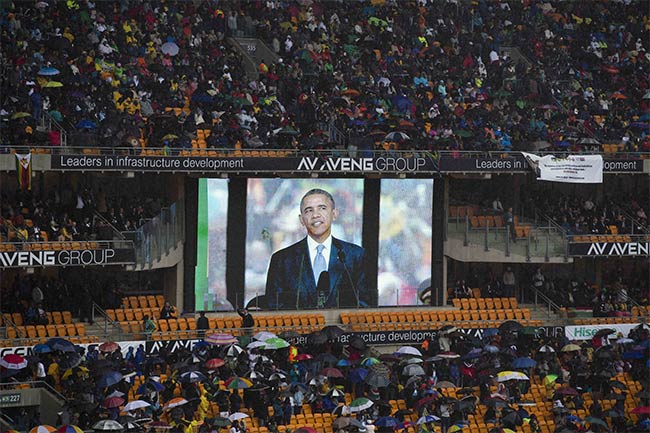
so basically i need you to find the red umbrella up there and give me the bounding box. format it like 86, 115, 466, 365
294, 428, 318, 433
554, 386, 579, 396
205, 358, 225, 369
320, 367, 344, 378
102, 396, 125, 409
98, 342, 120, 353
1, 354, 28, 369
294, 353, 313, 361
632, 406, 650, 415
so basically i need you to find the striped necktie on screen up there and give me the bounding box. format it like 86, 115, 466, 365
313, 244, 326, 283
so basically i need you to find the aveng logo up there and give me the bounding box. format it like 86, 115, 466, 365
297, 157, 427, 172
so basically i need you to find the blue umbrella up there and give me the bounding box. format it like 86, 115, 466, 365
349, 367, 369, 384
38, 67, 60, 76
375, 416, 400, 427
337, 359, 352, 367
137, 380, 164, 394
34, 343, 53, 353
482, 328, 499, 338
622, 351, 645, 360
512, 357, 537, 368
75, 119, 97, 129
46, 337, 76, 352
638, 340, 650, 348
566, 415, 582, 423
97, 370, 123, 388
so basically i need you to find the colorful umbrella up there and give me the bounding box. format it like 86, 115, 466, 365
56, 426, 84, 433
38, 67, 60, 76
206, 333, 238, 345
264, 337, 290, 349
253, 331, 276, 341
205, 358, 225, 369
163, 397, 188, 411
98, 342, 120, 353
29, 426, 56, 433
632, 407, 650, 415
225, 377, 253, 389
10, 112, 31, 119
1, 354, 28, 369
102, 396, 125, 409
497, 371, 529, 382
349, 397, 374, 412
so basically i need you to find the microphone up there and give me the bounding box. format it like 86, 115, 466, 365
332, 239, 361, 308
316, 271, 330, 309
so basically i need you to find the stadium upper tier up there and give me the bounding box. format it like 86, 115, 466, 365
1, 0, 648, 154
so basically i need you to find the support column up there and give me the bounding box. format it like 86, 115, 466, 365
431, 177, 446, 306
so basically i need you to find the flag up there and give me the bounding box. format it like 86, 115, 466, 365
15, 153, 32, 190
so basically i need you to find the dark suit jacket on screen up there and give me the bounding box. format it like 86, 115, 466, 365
265, 237, 375, 310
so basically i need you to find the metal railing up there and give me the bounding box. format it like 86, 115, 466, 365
93, 211, 127, 240
1, 314, 24, 339
38, 111, 68, 147
91, 302, 122, 335
531, 286, 563, 319
125, 201, 185, 268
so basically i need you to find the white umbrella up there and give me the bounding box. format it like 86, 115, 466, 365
92, 420, 124, 431
396, 346, 422, 356
227, 344, 244, 357
228, 412, 249, 421
247, 341, 267, 349
253, 331, 277, 341
123, 400, 151, 412
161, 42, 179, 56
497, 371, 529, 382
402, 364, 426, 377
106, 390, 125, 399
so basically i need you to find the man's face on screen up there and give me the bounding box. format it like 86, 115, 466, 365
299, 193, 338, 243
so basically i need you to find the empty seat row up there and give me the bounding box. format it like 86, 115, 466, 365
1, 311, 72, 327
452, 297, 518, 310
107, 307, 161, 322
341, 308, 531, 325
120, 295, 165, 309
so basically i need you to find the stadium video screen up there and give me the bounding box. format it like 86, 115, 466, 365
195, 178, 433, 311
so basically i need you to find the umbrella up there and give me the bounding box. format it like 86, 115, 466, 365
436, 381, 457, 389
29, 426, 56, 433
402, 364, 425, 377
205, 358, 225, 369
448, 426, 465, 433
594, 328, 616, 337
92, 420, 123, 431
349, 397, 374, 412
349, 367, 369, 384
307, 332, 328, 345
499, 321, 523, 333
543, 374, 558, 385
56, 427, 84, 433
253, 331, 276, 341
38, 67, 60, 76
206, 333, 238, 346
161, 133, 179, 140
11, 112, 31, 119
632, 406, 650, 415
332, 417, 363, 430
228, 412, 249, 421
264, 337, 290, 350
320, 367, 344, 378
337, 359, 352, 367
512, 357, 537, 369
123, 400, 150, 412
365, 373, 390, 388
538, 345, 555, 353
98, 342, 120, 353
454, 130, 474, 138
585, 417, 608, 427
396, 346, 422, 357
321, 325, 345, 339
179, 371, 206, 384
137, 380, 164, 394
294, 354, 313, 361
33, 344, 53, 354
1, 354, 28, 370
102, 396, 125, 409
225, 377, 253, 389
247, 341, 267, 350
161, 42, 179, 56
97, 371, 123, 388
361, 357, 381, 367
210, 418, 231, 428
42, 81, 63, 88
438, 352, 460, 359
384, 131, 410, 142
502, 411, 523, 426
417, 414, 441, 424
497, 371, 529, 382
622, 351, 645, 360
561, 344, 581, 352
609, 380, 627, 390
554, 387, 579, 396
163, 397, 188, 411
485, 397, 509, 408
75, 119, 97, 130
226, 344, 244, 357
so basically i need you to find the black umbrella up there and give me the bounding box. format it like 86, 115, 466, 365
499, 321, 523, 333
365, 373, 391, 388
349, 335, 367, 351
308, 332, 328, 345
322, 325, 345, 340
604, 393, 627, 401
609, 380, 628, 390
332, 417, 363, 430
502, 411, 523, 426
594, 328, 616, 338
485, 397, 509, 408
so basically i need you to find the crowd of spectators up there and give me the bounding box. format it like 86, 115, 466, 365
1, 182, 166, 243
521, 187, 649, 236
4, 315, 650, 433
1, 0, 648, 154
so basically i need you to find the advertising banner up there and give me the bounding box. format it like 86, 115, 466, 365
569, 241, 650, 256
0, 247, 135, 268
51, 154, 437, 174
522, 153, 603, 183
565, 323, 641, 340
0, 340, 144, 358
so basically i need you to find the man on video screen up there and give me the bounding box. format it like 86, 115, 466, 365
265, 188, 375, 309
